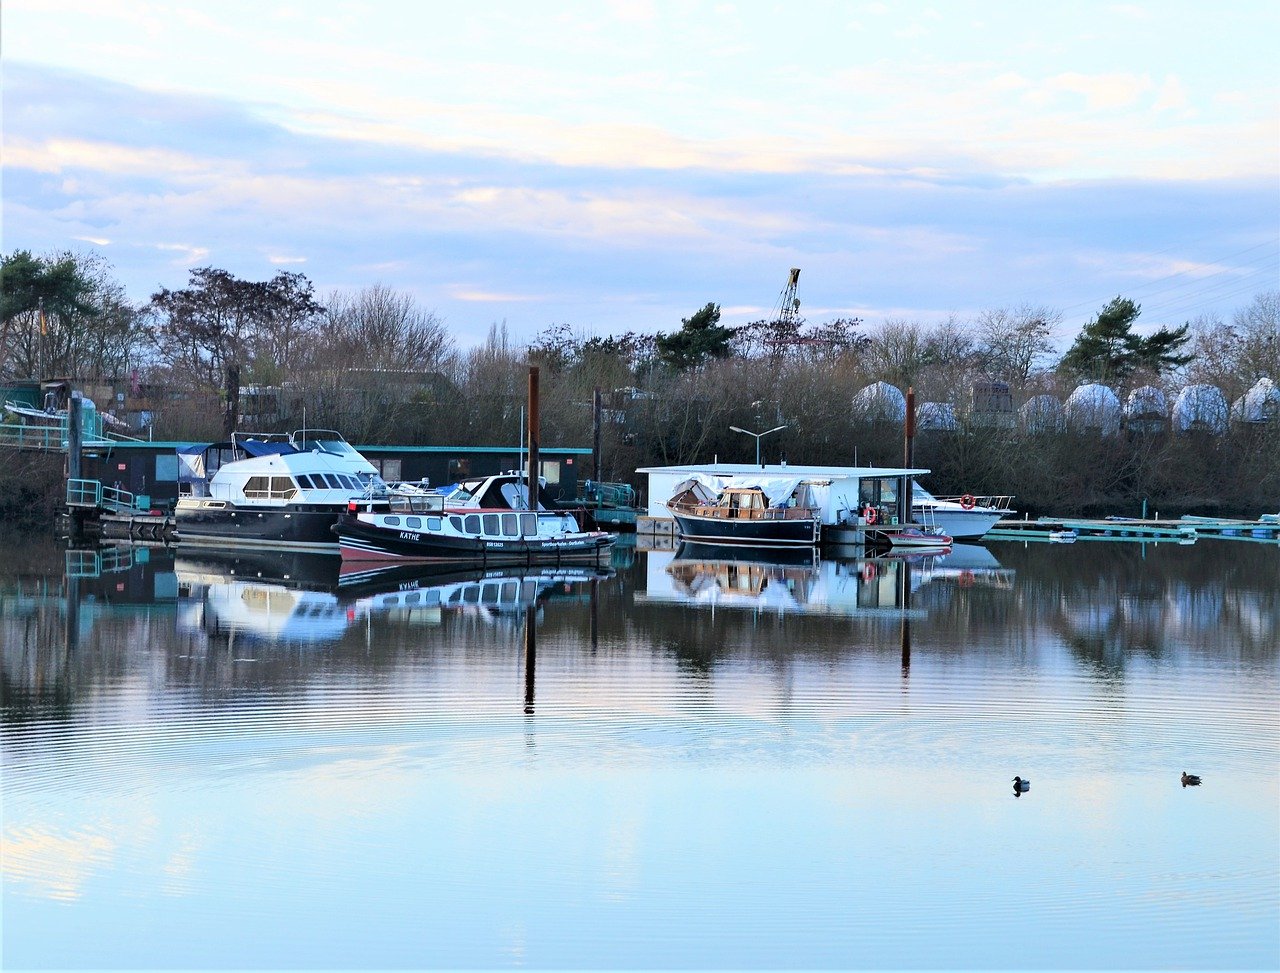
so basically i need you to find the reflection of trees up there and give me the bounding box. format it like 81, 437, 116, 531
3, 537, 1276, 715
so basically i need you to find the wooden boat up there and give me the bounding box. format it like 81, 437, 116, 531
666, 477, 821, 547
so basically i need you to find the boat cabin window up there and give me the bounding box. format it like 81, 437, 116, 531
482, 513, 500, 535
385, 516, 401, 526
521, 513, 537, 536
464, 514, 481, 534
243, 475, 298, 500
449, 516, 463, 531
427, 517, 442, 531
859, 478, 899, 507
406, 517, 422, 529
502, 514, 519, 536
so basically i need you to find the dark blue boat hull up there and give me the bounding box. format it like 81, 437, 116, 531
335, 514, 614, 565
671, 512, 819, 547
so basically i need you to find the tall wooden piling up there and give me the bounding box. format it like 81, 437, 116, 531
67, 390, 86, 539
900, 386, 916, 525
527, 366, 540, 511
592, 387, 602, 482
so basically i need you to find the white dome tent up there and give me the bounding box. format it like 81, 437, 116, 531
1124, 386, 1168, 434
1019, 395, 1064, 434
1231, 377, 1279, 424
851, 382, 906, 422
916, 401, 959, 431
1172, 385, 1229, 434
1065, 384, 1122, 435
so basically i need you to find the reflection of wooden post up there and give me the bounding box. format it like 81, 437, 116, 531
899, 559, 912, 674
523, 604, 536, 715
590, 578, 599, 653
527, 366, 540, 510
65, 573, 81, 654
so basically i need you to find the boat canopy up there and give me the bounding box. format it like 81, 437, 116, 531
176, 444, 207, 484
670, 473, 811, 508
239, 439, 300, 457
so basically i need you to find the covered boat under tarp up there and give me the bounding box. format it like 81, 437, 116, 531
666, 475, 821, 547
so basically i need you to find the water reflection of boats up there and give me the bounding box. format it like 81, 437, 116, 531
645, 542, 1012, 615
175, 552, 613, 644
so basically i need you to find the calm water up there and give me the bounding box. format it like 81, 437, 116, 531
2, 534, 1277, 970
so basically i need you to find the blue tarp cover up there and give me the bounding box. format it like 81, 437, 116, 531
239, 439, 299, 457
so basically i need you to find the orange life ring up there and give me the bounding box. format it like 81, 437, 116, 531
960, 494, 976, 510
864, 505, 877, 525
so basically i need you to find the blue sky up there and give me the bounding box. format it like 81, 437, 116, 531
3, 0, 1277, 348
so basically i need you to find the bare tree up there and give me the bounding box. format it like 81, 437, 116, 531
975, 304, 1059, 391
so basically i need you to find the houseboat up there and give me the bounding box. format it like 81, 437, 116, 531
640, 462, 934, 547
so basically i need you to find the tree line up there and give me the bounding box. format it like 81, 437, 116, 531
2, 249, 1277, 515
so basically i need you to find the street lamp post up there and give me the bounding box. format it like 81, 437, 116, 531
729, 424, 788, 467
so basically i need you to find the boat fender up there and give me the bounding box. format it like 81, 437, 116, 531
863, 505, 877, 525
960, 494, 976, 510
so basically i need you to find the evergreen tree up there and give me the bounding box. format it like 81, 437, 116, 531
655, 302, 735, 371
1060, 296, 1192, 382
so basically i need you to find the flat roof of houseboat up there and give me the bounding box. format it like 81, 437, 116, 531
636, 462, 930, 479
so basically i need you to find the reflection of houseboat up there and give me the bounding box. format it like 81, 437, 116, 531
334, 472, 614, 564
175, 552, 613, 643
644, 542, 1011, 617
665, 476, 822, 546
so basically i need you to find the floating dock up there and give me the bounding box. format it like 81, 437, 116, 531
988, 515, 1280, 543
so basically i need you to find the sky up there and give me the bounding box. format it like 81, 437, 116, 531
2, 0, 1278, 349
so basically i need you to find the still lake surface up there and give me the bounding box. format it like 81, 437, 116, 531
2, 533, 1277, 970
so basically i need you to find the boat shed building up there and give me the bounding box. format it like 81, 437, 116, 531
637, 462, 931, 536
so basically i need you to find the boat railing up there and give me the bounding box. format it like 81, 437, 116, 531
669, 498, 818, 521
933, 494, 1016, 510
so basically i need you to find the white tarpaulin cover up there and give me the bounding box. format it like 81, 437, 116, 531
669, 473, 809, 508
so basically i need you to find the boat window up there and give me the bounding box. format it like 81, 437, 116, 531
270, 476, 297, 499
406, 517, 422, 529
521, 513, 537, 536
321, 473, 342, 489
482, 513, 499, 535
385, 516, 401, 526
449, 516, 463, 531
464, 515, 481, 534
339, 475, 356, 491
463, 586, 480, 604
502, 514, 518, 536
244, 475, 271, 499
405, 592, 420, 604
296, 474, 314, 489
482, 583, 500, 601
501, 581, 518, 601
427, 517, 442, 530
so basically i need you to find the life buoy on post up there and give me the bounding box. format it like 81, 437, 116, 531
960, 494, 976, 510
863, 505, 877, 525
